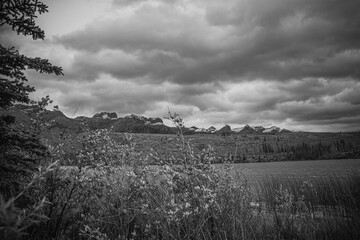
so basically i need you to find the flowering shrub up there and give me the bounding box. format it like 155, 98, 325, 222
271, 182, 317, 239
2, 111, 360, 239
26, 112, 256, 240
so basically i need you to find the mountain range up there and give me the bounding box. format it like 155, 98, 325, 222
2, 105, 293, 135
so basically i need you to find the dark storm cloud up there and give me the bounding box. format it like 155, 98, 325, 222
55, 0, 360, 84
216, 79, 360, 129
278, 100, 359, 121
69, 49, 192, 82
58, 9, 216, 58
3, 0, 359, 131
276, 79, 354, 103
336, 85, 360, 105
29, 77, 172, 117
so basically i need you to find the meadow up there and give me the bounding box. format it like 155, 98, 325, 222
2, 2, 359, 239
115, 131, 360, 163
226, 158, 360, 187
2, 116, 360, 240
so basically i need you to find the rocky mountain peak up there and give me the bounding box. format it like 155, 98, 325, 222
124, 114, 163, 125
93, 112, 118, 119
125, 114, 146, 121
207, 126, 217, 133
254, 126, 265, 132
217, 125, 232, 134
240, 124, 255, 134
263, 126, 281, 133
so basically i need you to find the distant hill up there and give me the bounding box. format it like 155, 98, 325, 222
239, 124, 256, 134
216, 125, 232, 135
0, 106, 176, 135
194, 126, 217, 134
1, 105, 299, 136
93, 112, 118, 119
3, 105, 359, 164
263, 126, 281, 133
112, 114, 173, 134
222, 124, 292, 135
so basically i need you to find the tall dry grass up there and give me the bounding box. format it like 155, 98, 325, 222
1, 112, 360, 239
256, 174, 360, 239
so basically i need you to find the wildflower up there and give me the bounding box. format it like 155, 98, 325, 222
183, 211, 191, 217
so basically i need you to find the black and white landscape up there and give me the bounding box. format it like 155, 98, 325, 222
1, 0, 360, 132
1, 1, 360, 239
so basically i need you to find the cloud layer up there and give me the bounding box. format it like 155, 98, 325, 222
2, 0, 360, 131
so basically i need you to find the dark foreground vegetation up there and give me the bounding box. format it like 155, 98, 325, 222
1, 114, 360, 240
120, 131, 360, 164
1, 1, 360, 239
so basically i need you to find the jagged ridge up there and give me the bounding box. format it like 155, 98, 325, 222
2, 105, 293, 135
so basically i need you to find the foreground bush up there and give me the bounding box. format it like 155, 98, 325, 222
256, 174, 360, 240
1, 114, 360, 239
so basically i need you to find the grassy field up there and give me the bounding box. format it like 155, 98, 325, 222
114, 131, 360, 163
2, 126, 360, 239
225, 158, 360, 186
43, 127, 360, 165
254, 173, 360, 240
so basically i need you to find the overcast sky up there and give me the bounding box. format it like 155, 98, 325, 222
2, 0, 360, 132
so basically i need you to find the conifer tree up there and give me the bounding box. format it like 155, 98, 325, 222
0, 0, 63, 195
